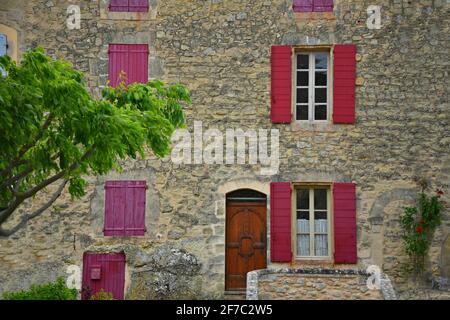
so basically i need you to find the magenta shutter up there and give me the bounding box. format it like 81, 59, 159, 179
82, 252, 126, 300
270, 182, 292, 262
271, 46, 292, 123
293, 0, 313, 12
314, 0, 334, 12
110, 0, 149, 12
129, 0, 149, 12
109, 0, 128, 12
333, 183, 357, 264
108, 44, 148, 87
104, 180, 147, 237
333, 44, 356, 124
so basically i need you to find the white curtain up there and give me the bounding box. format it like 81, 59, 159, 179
314, 219, 328, 256
297, 219, 309, 256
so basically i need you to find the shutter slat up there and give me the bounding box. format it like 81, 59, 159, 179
333, 183, 357, 264
333, 44, 357, 124
270, 182, 292, 262
293, 0, 313, 12
271, 46, 292, 123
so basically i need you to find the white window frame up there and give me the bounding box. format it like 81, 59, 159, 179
294, 187, 332, 260
294, 52, 331, 123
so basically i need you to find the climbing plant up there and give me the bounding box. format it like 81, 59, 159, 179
400, 182, 445, 276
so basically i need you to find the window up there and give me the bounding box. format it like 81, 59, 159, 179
0, 33, 6, 76
109, 0, 149, 12
295, 187, 331, 258
295, 52, 330, 122
104, 180, 147, 237
293, 0, 334, 12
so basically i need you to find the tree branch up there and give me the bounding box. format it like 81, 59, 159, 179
0, 145, 96, 226
0, 179, 68, 237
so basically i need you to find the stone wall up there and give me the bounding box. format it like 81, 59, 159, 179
0, 0, 449, 299
246, 268, 389, 300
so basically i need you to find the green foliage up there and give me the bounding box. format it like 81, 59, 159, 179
90, 290, 114, 300
2, 277, 78, 300
0, 47, 190, 235
400, 190, 444, 275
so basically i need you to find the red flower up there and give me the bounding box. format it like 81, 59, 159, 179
436, 189, 444, 197
416, 226, 423, 233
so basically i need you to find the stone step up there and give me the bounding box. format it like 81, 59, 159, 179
223, 291, 246, 300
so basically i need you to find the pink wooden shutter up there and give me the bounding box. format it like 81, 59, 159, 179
129, 0, 149, 12
109, 0, 129, 12
293, 0, 313, 12
104, 181, 126, 236
124, 181, 147, 236
104, 181, 147, 237
127, 44, 149, 85
314, 0, 334, 12
82, 252, 126, 300
333, 183, 357, 264
333, 44, 357, 124
108, 44, 148, 87
270, 182, 292, 262
271, 46, 292, 123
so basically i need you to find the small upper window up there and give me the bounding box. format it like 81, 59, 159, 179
109, 0, 149, 12
295, 51, 330, 122
0, 33, 7, 76
293, 0, 334, 13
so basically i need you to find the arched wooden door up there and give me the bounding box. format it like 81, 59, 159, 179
225, 189, 267, 291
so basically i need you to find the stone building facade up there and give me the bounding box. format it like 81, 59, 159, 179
0, 0, 449, 300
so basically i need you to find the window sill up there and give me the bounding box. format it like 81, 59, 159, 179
291, 259, 335, 267
291, 121, 340, 132
293, 12, 336, 21
100, 10, 152, 21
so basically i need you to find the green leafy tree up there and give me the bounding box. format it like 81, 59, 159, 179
0, 48, 190, 237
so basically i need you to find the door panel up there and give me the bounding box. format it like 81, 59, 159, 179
82, 252, 126, 300
226, 202, 267, 291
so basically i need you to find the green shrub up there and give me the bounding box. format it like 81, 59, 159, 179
90, 290, 114, 300
2, 277, 78, 300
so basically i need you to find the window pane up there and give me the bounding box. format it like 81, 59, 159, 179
297, 54, 309, 69
314, 211, 327, 233
297, 213, 310, 233
315, 88, 327, 103
314, 189, 327, 210
297, 88, 309, 104
296, 189, 309, 209
314, 105, 327, 120
315, 54, 327, 69
314, 235, 328, 256
298, 235, 310, 256
296, 105, 308, 121
315, 71, 327, 86
297, 71, 309, 86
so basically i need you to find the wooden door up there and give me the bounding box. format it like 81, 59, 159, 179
81, 252, 126, 300
226, 201, 267, 291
